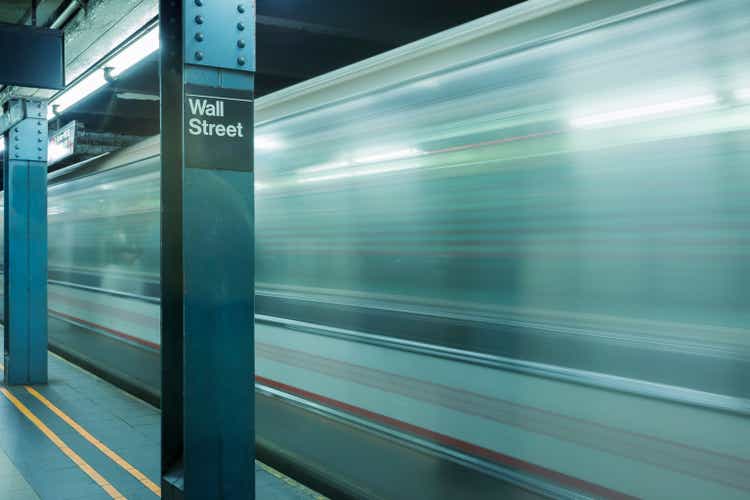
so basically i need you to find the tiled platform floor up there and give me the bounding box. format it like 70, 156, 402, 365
0, 336, 323, 500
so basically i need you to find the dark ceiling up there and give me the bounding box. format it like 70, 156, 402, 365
55, 0, 524, 137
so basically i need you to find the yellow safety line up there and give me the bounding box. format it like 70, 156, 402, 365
0, 387, 126, 500
25, 386, 161, 497
257, 460, 329, 499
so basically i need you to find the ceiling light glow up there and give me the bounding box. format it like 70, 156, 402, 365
47, 70, 108, 119
47, 26, 159, 120
108, 27, 160, 78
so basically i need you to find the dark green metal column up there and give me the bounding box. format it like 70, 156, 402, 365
160, 2, 255, 499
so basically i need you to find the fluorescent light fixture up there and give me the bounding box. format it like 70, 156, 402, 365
48, 25, 159, 120
0, 137, 4, 153
352, 147, 423, 165
108, 27, 159, 78
47, 70, 108, 119
570, 94, 718, 128
735, 88, 750, 102
255, 135, 283, 151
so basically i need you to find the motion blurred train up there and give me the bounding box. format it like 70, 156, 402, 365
3, 0, 750, 498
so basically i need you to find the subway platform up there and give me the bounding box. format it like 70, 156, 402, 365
0, 335, 323, 500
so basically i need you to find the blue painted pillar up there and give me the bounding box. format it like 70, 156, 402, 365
2, 98, 48, 386
159, 2, 255, 499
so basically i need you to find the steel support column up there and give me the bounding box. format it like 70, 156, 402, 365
2, 99, 48, 386
160, 2, 255, 499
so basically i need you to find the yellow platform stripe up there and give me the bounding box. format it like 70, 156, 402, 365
0, 387, 126, 500
25, 386, 162, 497
257, 460, 329, 499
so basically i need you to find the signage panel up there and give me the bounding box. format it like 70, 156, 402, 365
0, 23, 64, 89
184, 84, 253, 171
48, 121, 76, 165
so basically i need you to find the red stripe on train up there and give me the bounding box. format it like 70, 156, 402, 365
255, 375, 637, 500
49, 307, 635, 499
49, 309, 161, 351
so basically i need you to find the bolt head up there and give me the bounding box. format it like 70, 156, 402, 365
237, 39, 246, 48
194, 0, 203, 5
195, 15, 204, 24
237, 56, 246, 66
237, 22, 245, 31
194, 51, 204, 61
195, 32, 204, 42
237, 4, 245, 13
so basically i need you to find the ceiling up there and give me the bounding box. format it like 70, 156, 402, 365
4, 0, 524, 138
0, 0, 68, 25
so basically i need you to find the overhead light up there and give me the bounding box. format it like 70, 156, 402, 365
735, 88, 750, 102
0, 137, 4, 153
107, 27, 159, 78
352, 147, 423, 164
47, 69, 108, 119
570, 94, 718, 128
255, 135, 283, 151
47, 25, 159, 120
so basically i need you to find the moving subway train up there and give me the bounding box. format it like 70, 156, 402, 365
3, 0, 750, 497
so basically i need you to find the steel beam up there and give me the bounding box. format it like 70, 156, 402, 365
159, 2, 255, 499
2, 98, 48, 385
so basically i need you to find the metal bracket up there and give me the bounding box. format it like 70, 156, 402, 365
0, 100, 26, 135
103, 66, 116, 84
1, 99, 48, 162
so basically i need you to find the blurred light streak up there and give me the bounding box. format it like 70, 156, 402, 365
256, 135, 284, 151
570, 94, 718, 128
353, 148, 424, 164
735, 88, 750, 102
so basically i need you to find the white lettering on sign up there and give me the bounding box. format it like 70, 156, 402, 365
188, 98, 224, 116
187, 97, 244, 137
